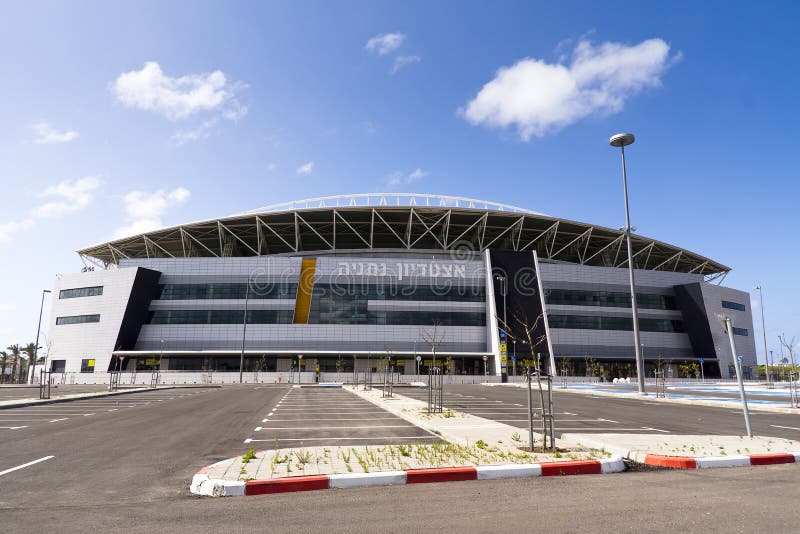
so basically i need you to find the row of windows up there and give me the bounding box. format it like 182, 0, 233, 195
56, 314, 101, 325
732, 327, 749, 336
147, 309, 485, 327
149, 310, 293, 325
155, 283, 485, 302
722, 300, 746, 312
549, 314, 685, 333
59, 286, 103, 299
545, 289, 676, 310
157, 283, 297, 300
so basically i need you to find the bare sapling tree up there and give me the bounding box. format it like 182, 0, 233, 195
778, 334, 797, 375
498, 310, 551, 451
420, 319, 446, 369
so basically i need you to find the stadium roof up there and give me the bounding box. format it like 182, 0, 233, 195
78, 193, 729, 278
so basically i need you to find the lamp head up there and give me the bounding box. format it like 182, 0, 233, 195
609, 132, 635, 147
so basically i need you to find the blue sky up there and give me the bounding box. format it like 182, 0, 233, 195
1, 1, 798, 363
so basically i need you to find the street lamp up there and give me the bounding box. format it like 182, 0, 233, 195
610, 132, 645, 395
29, 289, 52, 383
753, 286, 770, 386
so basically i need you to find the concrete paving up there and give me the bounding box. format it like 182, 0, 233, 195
0, 384, 113, 402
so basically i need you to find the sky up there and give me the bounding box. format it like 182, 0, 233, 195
0, 1, 798, 364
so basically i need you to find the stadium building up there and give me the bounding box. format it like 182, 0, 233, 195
47, 194, 756, 380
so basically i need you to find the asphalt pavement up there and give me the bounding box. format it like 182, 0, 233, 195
399, 384, 800, 440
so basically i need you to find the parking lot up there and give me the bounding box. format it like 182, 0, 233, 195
0, 388, 219, 431
398, 384, 800, 440
0, 384, 111, 402
244, 386, 439, 449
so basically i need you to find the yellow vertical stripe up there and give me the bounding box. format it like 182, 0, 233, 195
292, 258, 317, 324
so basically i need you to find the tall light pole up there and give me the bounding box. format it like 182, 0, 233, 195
239, 280, 250, 384
723, 316, 752, 437
610, 132, 645, 394
29, 289, 52, 383
494, 274, 507, 331
753, 286, 770, 386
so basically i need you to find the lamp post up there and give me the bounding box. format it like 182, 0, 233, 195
753, 286, 770, 386
610, 132, 645, 395
239, 280, 251, 384
723, 316, 752, 437
29, 289, 51, 383
494, 274, 507, 330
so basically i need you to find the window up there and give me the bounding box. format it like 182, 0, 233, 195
56, 314, 100, 325
80, 359, 95, 373
549, 315, 685, 333
732, 327, 749, 336
59, 286, 103, 299
545, 289, 676, 310
722, 300, 746, 312
156, 283, 297, 300
148, 310, 294, 325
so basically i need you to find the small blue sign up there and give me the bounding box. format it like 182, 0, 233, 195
737, 355, 743, 363
511, 356, 516, 362
499, 328, 507, 340
698, 358, 704, 364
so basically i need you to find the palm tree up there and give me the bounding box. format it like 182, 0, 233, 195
7, 344, 22, 384
0, 351, 8, 383
22, 342, 38, 384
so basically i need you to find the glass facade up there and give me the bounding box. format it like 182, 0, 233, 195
148, 310, 294, 325
545, 288, 676, 310
549, 314, 685, 333
56, 314, 101, 325
308, 283, 484, 326
722, 300, 746, 312
732, 327, 749, 336
156, 283, 297, 300
59, 286, 103, 299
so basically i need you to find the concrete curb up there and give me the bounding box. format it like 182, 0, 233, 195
189, 456, 626, 497
641, 452, 800, 470
0, 386, 175, 410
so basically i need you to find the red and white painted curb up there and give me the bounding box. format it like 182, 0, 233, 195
190, 456, 626, 497
641, 452, 800, 470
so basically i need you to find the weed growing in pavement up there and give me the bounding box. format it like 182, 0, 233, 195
242, 445, 257, 464
511, 432, 521, 442
553, 452, 562, 458
443, 409, 454, 418
294, 451, 312, 469
476, 440, 488, 449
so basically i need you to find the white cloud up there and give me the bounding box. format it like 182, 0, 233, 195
113, 187, 190, 239
365, 33, 405, 55
392, 55, 421, 74
461, 38, 676, 140
171, 119, 217, 145
0, 176, 102, 244
32, 121, 79, 144
296, 161, 314, 175
112, 61, 245, 121
387, 168, 430, 186
31, 176, 102, 218
0, 219, 34, 243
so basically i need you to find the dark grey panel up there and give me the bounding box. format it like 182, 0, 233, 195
673, 283, 716, 358
113, 268, 162, 354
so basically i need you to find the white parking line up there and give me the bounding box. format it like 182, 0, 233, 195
771, 424, 800, 431
49, 418, 68, 423
640, 427, 670, 433
269, 417, 400, 421
0, 456, 54, 476
245, 436, 434, 442
0, 426, 28, 430
256, 430, 414, 439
